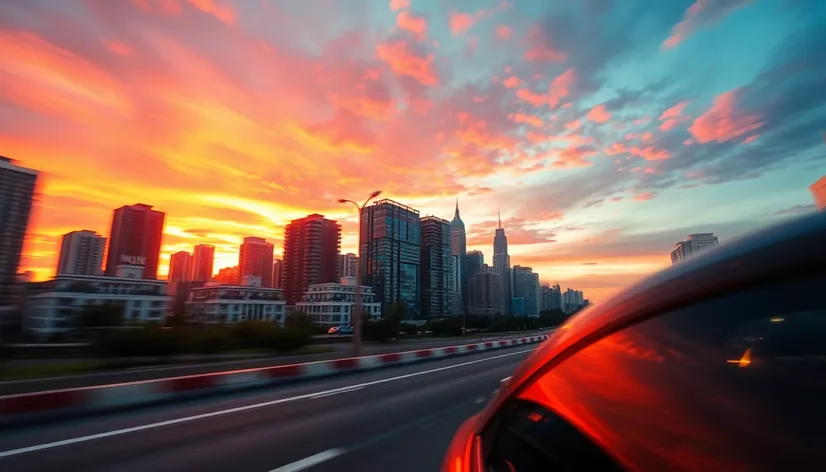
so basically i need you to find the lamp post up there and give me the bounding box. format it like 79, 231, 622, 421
338, 190, 382, 358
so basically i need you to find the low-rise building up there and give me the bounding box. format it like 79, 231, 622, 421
186, 278, 286, 325
22, 269, 170, 341
295, 277, 381, 325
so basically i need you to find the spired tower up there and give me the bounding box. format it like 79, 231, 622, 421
492, 208, 511, 315
450, 198, 467, 315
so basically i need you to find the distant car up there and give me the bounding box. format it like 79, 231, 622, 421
328, 326, 354, 335
443, 212, 826, 472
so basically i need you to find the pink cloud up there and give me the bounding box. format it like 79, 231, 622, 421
553, 145, 596, 168
586, 104, 611, 123
633, 192, 656, 201
502, 76, 522, 88
604, 142, 628, 156
390, 0, 409, 11
524, 46, 567, 62
495, 25, 512, 39
449, 9, 486, 35
658, 101, 690, 131
688, 89, 763, 144
515, 88, 547, 107
548, 68, 575, 109
641, 132, 653, 142
663, 0, 753, 50
742, 134, 759, 144
629, 146, 670, 161
376, 40, 438, 86
632, 116, 650, 125
104, 40, 133, 56
510, 113, 543, 128
186, 0, 237, 25
564, 119, 582, 131
396, 10, 428, 39
683, 139, 695, 146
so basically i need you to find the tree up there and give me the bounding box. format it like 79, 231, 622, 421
383, 300, 407, 323
538, 309, 569, 327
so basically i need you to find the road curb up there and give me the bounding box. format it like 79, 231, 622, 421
0, 334, 550, 428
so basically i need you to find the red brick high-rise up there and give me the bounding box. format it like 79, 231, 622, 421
105, 203, 165, 279
282, 214, 341, 305
239, 237, 274, 287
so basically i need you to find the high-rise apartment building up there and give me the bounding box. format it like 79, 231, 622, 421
420, 216, 453, 317
105, 203, 165, 279
540, 284, 562, 311
466, 250, 484, 280
239, 237, 274, 288
168, 251, 192, 283
56, 230, 106, 276
0, 156, 38, 311
492, 212, 512, 315
336, 253, 358, 280
811, 176, 826, 211
670, 233, 720, 265
272, 259, 284, 289
191, 244, 215, 282
512, 265, 540, 317
468, 268, 502, 317
450, 199, 467, 313
361, 199, 421, 317
282, 214, 341, 305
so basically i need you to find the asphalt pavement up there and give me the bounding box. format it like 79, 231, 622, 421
0, 334, 531, 396
0, 346, 533, 472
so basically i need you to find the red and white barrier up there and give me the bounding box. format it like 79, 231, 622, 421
0, 334, 550, 424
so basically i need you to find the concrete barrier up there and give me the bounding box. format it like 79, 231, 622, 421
0, 334, 550, 427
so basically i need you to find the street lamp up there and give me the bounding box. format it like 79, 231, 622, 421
337, 190, 382, 358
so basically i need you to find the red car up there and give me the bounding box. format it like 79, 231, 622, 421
443, 212, 826, 472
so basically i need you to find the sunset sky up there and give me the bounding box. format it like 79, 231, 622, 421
2, 0, 823, 303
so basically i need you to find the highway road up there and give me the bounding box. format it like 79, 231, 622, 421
0, 346, 534, 472
0, 334, 534, 396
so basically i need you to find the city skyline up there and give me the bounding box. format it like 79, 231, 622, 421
4, 0, 823, 303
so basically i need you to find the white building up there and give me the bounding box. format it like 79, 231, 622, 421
22, 268, 170, 341
56, 230, 106, 276
295, 277, 381, 325
186, 277, 286, 325
670, 233, 720, 265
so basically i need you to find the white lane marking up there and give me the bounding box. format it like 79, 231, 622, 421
269, 448, 346, 472
309, 386, 363, 399
0, 348, 533, 459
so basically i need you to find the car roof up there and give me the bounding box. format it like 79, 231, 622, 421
480, 211, 826, 430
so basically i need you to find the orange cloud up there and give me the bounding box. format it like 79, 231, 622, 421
449, 9, 486, 35
396, 10, 428, 39
553, 145, 596, 168
564, 119, 582, 130
389, 0, 409, 11
633, 192, 656, 201
495, 25, 512, 39
548, 68, 575, 109
586, 104, 611, 123
186, 0, 237, 25
515, 87, 547, 107
510, 113, 543, 128
688, 89, 763, 144
502, 75, 522, 88
629, 146, 671, 161
376, 40, 438, 85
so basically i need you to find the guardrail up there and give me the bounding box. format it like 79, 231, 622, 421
0, 334, 551, 427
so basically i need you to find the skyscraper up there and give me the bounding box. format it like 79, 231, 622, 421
0, 157, 38, 311
450, 198, 467, 313
492, 209, 512, 315
282, 214, 341, 305
512, 265, 540, 317
466, 250, 484, 280
168, 251, 192, 283
105, 204, 166, 279
239, 237, 274, 288
191, 244, 215, 282
468, 269, 502, 317
337, 253, 358, 279
57, 230, 106, 276
272, 259, 284, 289
671, 233, 720, 265
420, 216, 453, 317
361, 199, 421, 317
